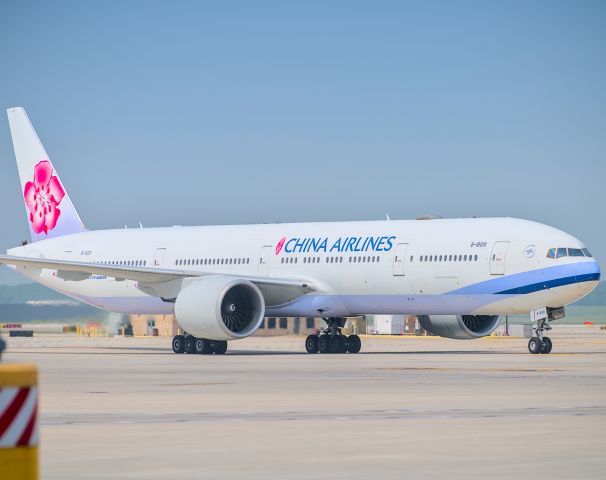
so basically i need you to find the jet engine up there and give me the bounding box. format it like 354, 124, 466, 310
418, 314, 501, 339
175, 276, 265, 340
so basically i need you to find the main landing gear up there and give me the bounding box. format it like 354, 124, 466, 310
528, 318, 553, 355
172, 334, 227, 355
305, 317, 361, 354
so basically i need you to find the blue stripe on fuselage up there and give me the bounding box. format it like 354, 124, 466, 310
447, 261, 600, 296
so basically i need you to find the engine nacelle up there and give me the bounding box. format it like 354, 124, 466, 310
175, 276, 265, 340
418, 314, 501, 340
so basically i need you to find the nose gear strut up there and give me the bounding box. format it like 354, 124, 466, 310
528, 315, 553, 355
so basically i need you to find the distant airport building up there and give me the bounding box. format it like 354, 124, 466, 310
367, 315, 425, 335
128, 315, 365, 337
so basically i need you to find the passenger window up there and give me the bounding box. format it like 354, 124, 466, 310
568, 248, 584, 257
556, 248, 567, 258
474, 255, 478, 261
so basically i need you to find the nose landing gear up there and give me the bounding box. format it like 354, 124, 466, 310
528, 317, 553, 354
305, 317, 361, 354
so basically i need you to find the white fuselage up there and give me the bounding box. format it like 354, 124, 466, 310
7, 217, 600, 318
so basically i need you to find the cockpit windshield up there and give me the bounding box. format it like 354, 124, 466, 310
547, 247, 592, 259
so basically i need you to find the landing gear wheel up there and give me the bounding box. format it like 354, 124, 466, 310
184, 336, 196, 354
541, 337, 552, 354
194, 338, 213, 355
346, 335, 361, 354
213, 340, 228, 355
329, 335, 346, 354
305, 335, 318, 353
172, 335, 185, 354
528, 337, 543, 354
317, 335, 330, 354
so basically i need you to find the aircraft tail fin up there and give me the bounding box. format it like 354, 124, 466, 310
7, 107, 86, 242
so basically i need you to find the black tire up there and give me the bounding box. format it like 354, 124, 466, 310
346, 335, 361, 354
305, 335, 318, 353
172, 335, 185, 354
195, 338, 213, 354
329, 335, 346, 354
184, 335, 196, 354
317, 335, 330, 354
528, 337, 542, 354
213, 340, 228, 355
541, 337, 553, 354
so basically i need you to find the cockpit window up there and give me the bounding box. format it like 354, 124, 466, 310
548, 247, 592, 259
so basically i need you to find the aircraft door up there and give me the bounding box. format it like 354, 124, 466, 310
259, 245, 272, 276
393, 243, 409, 276
153, 248, 166, 267
490, 241, 509, 275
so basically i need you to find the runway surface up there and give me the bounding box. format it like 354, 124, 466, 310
3, 332, 606, 479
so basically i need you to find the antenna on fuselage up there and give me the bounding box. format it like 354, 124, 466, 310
385, 214, 391, 221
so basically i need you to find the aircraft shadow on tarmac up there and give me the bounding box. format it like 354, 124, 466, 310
16, 346, 603, 356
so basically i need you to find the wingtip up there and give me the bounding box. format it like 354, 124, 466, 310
7, 106, 25, 116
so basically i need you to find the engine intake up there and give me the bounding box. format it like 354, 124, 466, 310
418, 314, 501, 339
175, 276, 265, 340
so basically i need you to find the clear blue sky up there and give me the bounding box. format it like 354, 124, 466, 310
0, 1, 604, 284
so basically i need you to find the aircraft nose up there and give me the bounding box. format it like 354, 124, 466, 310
575, 260, 600, 296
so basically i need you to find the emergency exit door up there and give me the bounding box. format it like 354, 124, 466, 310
393, 243, 409, 276
490, 241, 509, 275
153, 248, 166, 267
259, 245, 272, 276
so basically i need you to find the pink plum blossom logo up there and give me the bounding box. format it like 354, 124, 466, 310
275, 237, 286, 255
23, 160, 65, 235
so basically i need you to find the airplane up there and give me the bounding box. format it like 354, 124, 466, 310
0, 107, 600, 355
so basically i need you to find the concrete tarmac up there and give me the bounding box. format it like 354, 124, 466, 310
3, 332, 606, 479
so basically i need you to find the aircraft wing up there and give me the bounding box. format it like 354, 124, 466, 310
0, 255, 316, 305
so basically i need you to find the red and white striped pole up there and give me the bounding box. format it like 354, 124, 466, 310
0, 364, 38, 479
